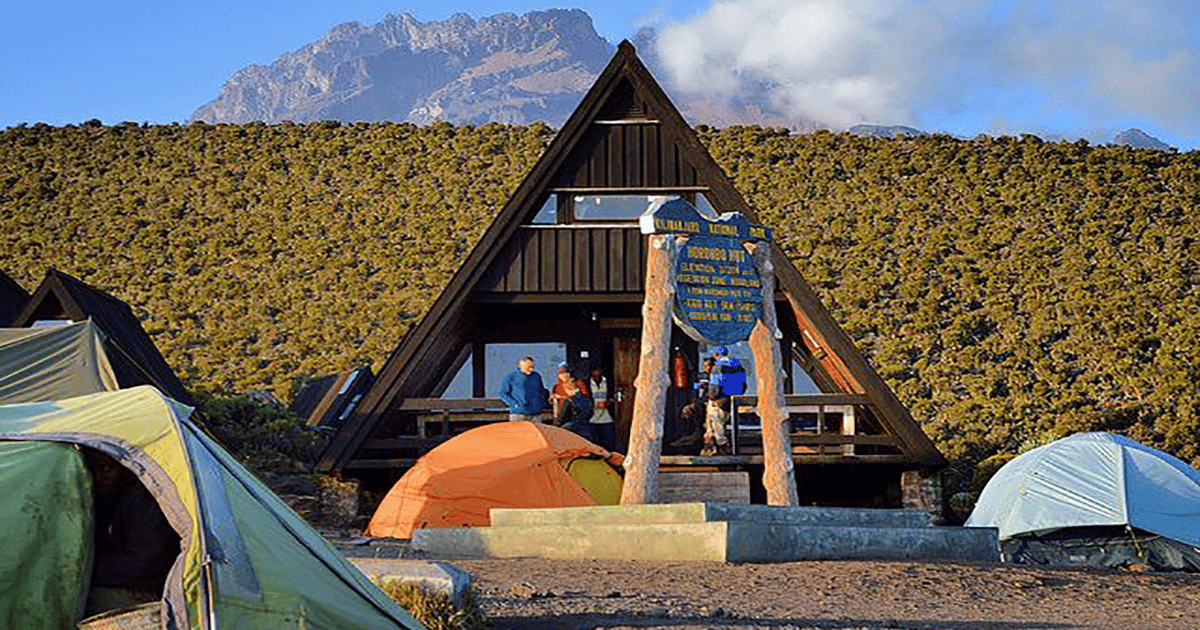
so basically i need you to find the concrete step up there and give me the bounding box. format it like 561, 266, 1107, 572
489, 502, 931, 529
411, 520, 999, 564
413, 522, 729, 562
724, 522, 998, 563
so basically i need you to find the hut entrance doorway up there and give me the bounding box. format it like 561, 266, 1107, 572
612, 335, 640, 451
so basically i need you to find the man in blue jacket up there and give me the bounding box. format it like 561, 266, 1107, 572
703, 347, 748, 455
709, 346, 748, 398
498, 356, 550, 422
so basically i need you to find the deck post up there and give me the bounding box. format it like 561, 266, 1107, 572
747, 242, 799, 506
621, 234, 680, 505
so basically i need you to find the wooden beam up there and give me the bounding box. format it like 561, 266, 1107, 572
748, 240, 798, 506
362, 437, 425, 450
592, 119, 662, 125
658, 454, 919, 466
732, 394, 873, 407
621, 233, 677, 505
471, 293, 645, 303
344, 458, 419, 469
791, 434, 900, 446
390, 398, 508, 411
548, 186, 708, 194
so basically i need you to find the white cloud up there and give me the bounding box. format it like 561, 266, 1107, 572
654, 0, 1200, 138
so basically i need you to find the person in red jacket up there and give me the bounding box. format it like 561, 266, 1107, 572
551, 361, 589, 416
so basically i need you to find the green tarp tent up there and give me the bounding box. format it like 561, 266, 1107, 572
0, 441, 93, 629
0, 320, 119, 405
0, 386, 424, 630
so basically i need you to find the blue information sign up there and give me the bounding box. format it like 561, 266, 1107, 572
675, 236, 763, 344
641, 198, 772, 344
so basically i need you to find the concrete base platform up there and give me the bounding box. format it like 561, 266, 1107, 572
411, 503, 998, 564
347, 558, 472, 607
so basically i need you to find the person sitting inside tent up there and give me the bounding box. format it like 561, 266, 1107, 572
83, 448, 180, 616
553, 378, 596, 443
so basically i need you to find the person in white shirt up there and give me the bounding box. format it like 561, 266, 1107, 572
588, 367, 615, 450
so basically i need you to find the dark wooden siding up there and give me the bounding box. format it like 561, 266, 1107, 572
552, 123, 701, 190
479, 226, 646, 293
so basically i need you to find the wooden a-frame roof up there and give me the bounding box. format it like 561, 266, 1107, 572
319, 41, 944, 472
11, 269, 194, 405
0, 271, 30, 326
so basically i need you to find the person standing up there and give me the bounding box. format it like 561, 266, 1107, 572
703, 347, 747, 455
670, 357, 715, 452
498, 356, 549, 422
587, 367, 616, 451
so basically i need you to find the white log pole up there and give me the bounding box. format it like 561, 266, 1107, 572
621, 233, 680, 505
747, 241, 800, 506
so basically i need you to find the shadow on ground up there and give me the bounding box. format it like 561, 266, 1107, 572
485, 612, 1078, 630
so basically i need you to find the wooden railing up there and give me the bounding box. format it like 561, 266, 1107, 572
342, 398, 513, 469
389, 398, 511, 439
728, 394, 899, 456
345, 394, 898, 469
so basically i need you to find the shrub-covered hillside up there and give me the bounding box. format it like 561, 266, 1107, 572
2, 121, 1196, 474
1, 120, 549, 394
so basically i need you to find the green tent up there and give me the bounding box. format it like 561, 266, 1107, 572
0, 320, 119, 405
0, 386, 424, 630
0, 441, 93, 629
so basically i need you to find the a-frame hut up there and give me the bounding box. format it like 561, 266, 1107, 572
10, 269, 194, 405
0, 271, 30, 326
320, 42, 945, 509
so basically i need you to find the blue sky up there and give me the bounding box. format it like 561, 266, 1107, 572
0, 1, 700, 127
2, 1, 1198, 150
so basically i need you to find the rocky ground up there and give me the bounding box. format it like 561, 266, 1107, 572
448, 557, 1200, 630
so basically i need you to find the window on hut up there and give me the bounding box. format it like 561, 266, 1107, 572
694, 193, 721, 220
530, 195, 557, 224
441, 353, 473, 398
571, 195, 674, 221
484, 342, 567, 397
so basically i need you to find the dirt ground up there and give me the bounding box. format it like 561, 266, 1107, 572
450, 557, 1200, 630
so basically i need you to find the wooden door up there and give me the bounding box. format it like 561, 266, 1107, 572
612, 335, 640, 452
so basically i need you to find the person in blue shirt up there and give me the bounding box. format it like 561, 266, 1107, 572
709, 346, 748, 398
702, 347, 747, 455
497, 356, 550, 422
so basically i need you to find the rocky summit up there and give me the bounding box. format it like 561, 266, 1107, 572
192, 9, 613, 126
1113, 128, 1172, 150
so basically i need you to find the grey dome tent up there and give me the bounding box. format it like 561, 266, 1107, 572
966, 432, 1200, 570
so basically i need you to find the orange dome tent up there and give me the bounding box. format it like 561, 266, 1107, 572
366, 422, 624, 539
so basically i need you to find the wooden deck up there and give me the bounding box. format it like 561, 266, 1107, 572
343, 394, 909, 470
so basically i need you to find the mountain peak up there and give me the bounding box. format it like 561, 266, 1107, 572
848, 124, 927, 139
1113, 128, 1171, 151
192, 9, 613, 126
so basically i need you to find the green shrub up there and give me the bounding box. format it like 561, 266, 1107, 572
378, 581, 486, 630
196, 393, 324, 470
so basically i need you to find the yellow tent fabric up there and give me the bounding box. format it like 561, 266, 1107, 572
366, 422, 623, 539
562, 457, 623, 506
0, 386, 423, 630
